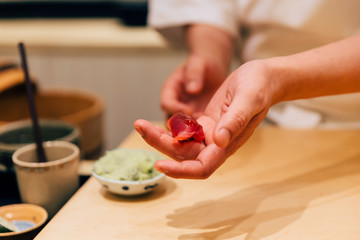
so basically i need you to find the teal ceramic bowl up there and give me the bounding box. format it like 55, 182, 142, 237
0, 119, 81, 172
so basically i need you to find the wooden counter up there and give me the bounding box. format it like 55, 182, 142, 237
0, 19, 166, 49
34, 126, 360, 239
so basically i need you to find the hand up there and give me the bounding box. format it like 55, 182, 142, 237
160, 24, 235, 119
160, 54, 226, 119
134, 116, 224, 179
135, 60, 276, 179
135, 34, 360, 179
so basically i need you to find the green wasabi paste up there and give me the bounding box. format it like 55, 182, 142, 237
93, 148, 161, 181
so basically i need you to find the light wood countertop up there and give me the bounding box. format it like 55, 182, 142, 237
34, 126, 360, 239
0, 19, 167, 49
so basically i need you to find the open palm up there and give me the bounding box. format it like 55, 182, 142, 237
135, 61, 273, 179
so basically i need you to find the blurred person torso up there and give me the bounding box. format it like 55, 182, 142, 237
149, 0, 360, 128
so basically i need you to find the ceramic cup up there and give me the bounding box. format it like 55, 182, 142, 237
12, 141, 80, 218
0, 119, 81, 172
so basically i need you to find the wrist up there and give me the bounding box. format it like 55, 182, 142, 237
262, 56, 303, 105
186, 24, 235, 72
241, 58, 289, 107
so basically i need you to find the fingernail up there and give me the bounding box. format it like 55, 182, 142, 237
218, 128, 231, 147
135, 126, 144, 137
187, 81, 199, 92
154, 165, 168, 174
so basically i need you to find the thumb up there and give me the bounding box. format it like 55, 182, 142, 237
213, 91, 253, 149
184, 55, 206, 94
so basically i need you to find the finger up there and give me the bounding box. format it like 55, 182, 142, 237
213, 90, 262, 148
133, 119, 204, 160
160, 67, 193, 116
154, 143, 227, 179
184, 55, 206, 94
224, 109, 268, 155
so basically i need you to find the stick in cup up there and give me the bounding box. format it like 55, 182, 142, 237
12, 141, 80, 218
18, 42, 48, 163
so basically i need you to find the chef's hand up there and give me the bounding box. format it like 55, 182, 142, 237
135, 60, 275, 179
135, 34, 360, 179
161, 54, 225, 119
160, 24, 234, 119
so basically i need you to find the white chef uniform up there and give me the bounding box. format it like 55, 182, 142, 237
148, 0, 360, 129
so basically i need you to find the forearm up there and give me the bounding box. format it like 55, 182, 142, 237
186, 24, 235, 73
266, 34, 360, 104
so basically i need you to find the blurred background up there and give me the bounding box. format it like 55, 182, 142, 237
0, 0, 188, 152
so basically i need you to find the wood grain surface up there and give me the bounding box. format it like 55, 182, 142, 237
34, 126, 360, 240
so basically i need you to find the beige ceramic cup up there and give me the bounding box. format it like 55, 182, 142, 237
12, 141, 80, 218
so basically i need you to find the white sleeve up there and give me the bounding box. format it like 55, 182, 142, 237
148, 0, 239, 46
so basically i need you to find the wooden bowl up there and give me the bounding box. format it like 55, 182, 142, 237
0, 88, 104, 159
0, 204, 48, 240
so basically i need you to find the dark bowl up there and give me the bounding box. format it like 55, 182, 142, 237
0, 119, 80, 172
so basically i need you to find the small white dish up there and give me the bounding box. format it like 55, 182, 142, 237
92, 171, 165, 196
92, 148, 165, 196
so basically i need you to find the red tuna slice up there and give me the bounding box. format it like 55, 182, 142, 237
167, 112, 205, 142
